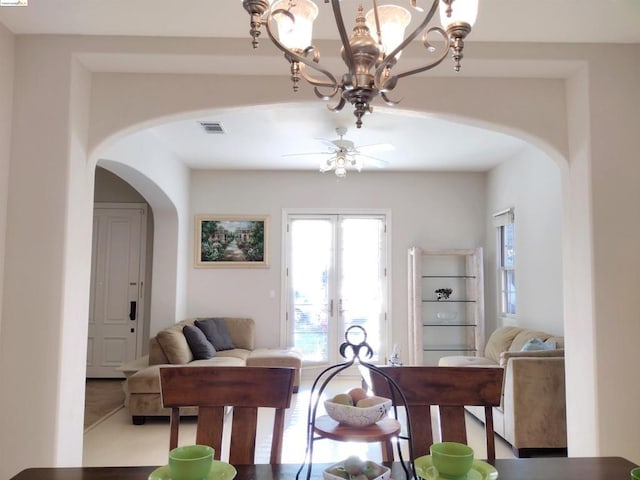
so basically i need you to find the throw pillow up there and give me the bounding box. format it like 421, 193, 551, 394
195, 318, 236, 351
183, 324, 217, 360
156, 328, 193, 364
213, 318, 235, 350
520, 337, 555, 351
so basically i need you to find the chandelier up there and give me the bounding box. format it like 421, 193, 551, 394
240, 0, 478, 128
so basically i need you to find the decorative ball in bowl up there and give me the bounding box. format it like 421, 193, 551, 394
323, 456, 391, 480
324, 392, 392, 427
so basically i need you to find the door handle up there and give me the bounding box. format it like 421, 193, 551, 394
129, 301, 137, 320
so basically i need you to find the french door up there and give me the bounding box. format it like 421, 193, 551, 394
285, 213, 388, 367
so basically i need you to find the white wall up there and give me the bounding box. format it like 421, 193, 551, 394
575, 45, 640, 460
485, 148, 564, 336
0, 39, 91, 477
0, 22, 14, 335
188, 170, 487, 356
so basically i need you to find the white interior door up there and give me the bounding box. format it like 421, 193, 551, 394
87, 204, 146, 378
285, 213, 388, 369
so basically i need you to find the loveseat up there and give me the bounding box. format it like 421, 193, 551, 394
438, 326, 567, 457
118, 317, 302, 425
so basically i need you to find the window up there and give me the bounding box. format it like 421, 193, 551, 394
494, 209, 515, 316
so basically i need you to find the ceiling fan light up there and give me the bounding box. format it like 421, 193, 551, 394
365, 5, 411, 59
334, 166, 347, 178
272, 0, 319, 50
439, 0, 478, 29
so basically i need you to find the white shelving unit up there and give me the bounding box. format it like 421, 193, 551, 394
408, 247, 485, 366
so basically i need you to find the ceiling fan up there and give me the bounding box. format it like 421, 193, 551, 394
284, 127, 394, 178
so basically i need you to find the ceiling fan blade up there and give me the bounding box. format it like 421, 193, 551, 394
281, 152, 330, 158
356, 143, 395, 154
314, 138, 340, 150
355, 153, 390, 168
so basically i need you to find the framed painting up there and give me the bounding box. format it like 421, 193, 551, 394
195, 214, 269, 268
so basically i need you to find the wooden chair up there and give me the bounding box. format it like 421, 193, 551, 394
369, 366, 504, 463
159, 366, 295, 465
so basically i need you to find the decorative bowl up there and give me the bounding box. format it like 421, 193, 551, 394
323, 396, 392, 427
323, 459, 391, 480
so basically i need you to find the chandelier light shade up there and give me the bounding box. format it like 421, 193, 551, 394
240, 0, 479, 128
439, 0, 478, 29
365, 5, 412, 60
271, 0, 318, 50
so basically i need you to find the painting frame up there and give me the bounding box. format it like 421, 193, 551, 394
195, 214, 269, 268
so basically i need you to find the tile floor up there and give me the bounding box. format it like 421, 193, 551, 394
83, 377, 515, 467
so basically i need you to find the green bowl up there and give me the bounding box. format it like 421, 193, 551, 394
631, 467, 640, 480
168, 445, 214, 480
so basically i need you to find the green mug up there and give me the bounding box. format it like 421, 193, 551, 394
425, 442, 474, 480
630, 467, 640, 480
168, 444, 214, 480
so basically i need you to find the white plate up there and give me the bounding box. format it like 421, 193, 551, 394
415, 455, 498, 480
148, 460, 237, 480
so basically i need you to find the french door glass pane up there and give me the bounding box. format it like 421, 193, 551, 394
340, 218, 383, 361
290, 219, 331, 363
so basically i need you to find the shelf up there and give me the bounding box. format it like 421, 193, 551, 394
422, 323, 477, 327
422, 275, 476, 279
423, 300, 476, 303
313, 415, 401, 442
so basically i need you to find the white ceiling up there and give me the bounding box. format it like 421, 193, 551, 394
2, 1, 638, 173
149, 104, 528, 171
1, 1, 639, 43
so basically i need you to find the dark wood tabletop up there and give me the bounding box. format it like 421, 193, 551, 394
10, 457, 639, 480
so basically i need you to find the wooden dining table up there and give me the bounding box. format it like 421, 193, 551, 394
9, 457, 638, 480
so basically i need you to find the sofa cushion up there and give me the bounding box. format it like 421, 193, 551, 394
156, 328, 193, 365
195, 318, 235, 351
183, 324, 217, 359
223, 317, 255, 350
215, 348, 252, 361
438, 355, 498, 367
483, 327, 523, 363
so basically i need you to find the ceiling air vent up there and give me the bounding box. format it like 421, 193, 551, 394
199, 121, 225, 134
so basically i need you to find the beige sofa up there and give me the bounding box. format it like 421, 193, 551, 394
439, 326, 567, 457
119, 317, 302, 425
